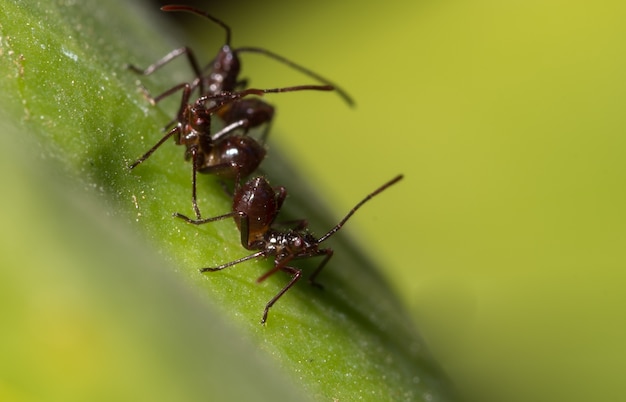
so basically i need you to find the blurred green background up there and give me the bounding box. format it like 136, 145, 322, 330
2, 0, 625, 401
166, 0, 626, 400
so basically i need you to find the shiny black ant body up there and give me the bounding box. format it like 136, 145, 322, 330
176, 174, 404, 324
127, 5, 353, 139
129, 83, 334, 219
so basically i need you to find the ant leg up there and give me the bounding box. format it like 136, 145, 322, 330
128, 125, 180, 169
175, 209, 237, 224
261, 265, 302, 324
256, 254, 294, 284
127, 47, 202, 77
175, 209, 251, 251
307, 249, 334, 289
190, 147, 202, 219
211, 119, 249, 142
126, 46, 204, 94
152, 82, 195, 134
129, 85, 195, 169
141, 81, 195, 106
156, 77, 202, 105
200, 250, 267, 273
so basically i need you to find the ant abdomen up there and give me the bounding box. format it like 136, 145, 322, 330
232, 177, 285, 242
216, 98, 275, 132
197, 136, 266, 179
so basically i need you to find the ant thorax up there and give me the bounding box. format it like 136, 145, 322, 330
179, 106, 210, 144
180, 123, 200, 145
264, 229, 319, 257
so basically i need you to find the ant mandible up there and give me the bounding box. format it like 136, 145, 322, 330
128, 83, 335, 219
175, 174, 404, 324
127, 4, 353, 139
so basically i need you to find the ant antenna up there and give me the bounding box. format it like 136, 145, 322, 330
317, 175, 404, 243
161, 5, 354, 107
235, 47, 355, 107
195, 84, 334, 105
161, 5, 232, 45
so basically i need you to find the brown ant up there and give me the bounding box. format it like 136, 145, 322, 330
128, 83, 334, 219
175, 174, 404, 324
127, 4, 353, 139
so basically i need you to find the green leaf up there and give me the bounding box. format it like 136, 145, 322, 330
0, 1, 454, 400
